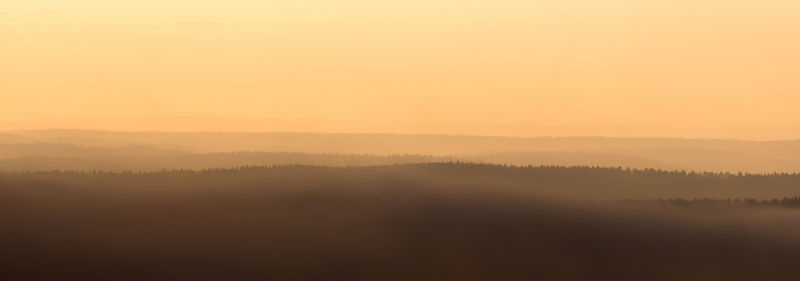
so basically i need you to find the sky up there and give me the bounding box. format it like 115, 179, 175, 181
2, 0, 799, 139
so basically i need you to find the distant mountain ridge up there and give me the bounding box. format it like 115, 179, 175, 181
1, 130, 799, 173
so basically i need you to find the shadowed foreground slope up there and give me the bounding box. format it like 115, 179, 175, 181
2, 164, 800, 281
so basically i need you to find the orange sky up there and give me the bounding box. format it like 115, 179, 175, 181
2, 0, 799, 139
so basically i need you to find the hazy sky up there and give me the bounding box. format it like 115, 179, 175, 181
2, 0, 799, 138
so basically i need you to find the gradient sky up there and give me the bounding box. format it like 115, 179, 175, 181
2, 0, 799, 138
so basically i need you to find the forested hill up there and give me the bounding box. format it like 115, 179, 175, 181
3, 163, 799, 200
5, 163, 800, 280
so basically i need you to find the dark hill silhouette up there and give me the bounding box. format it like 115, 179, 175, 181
4, 163, 798, 199
2, 164, 800, 281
